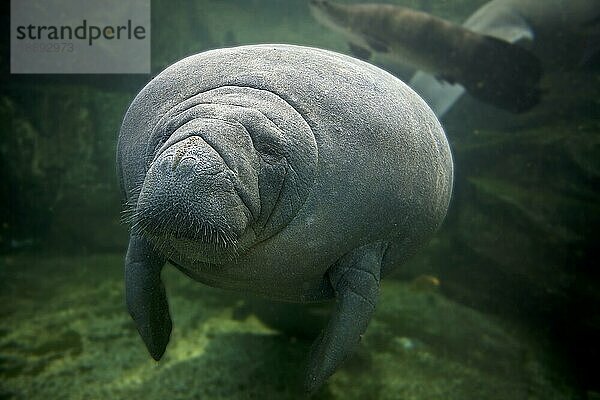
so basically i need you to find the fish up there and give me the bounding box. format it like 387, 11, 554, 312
309, 0, 542, 113
408, 0, 600, 117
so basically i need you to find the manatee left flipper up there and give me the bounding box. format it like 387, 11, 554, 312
125, 234, 172, 360
304, 242, 387, 392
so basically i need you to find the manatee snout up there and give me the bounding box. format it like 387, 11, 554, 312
134, 134, 254, 262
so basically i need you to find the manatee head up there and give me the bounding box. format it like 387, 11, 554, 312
128, 86, 318, 264
134, 128, 255, 263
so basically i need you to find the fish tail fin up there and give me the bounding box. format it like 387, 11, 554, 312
462, 35, 542, 113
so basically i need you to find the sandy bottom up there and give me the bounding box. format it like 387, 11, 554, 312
0, 254, 576, 399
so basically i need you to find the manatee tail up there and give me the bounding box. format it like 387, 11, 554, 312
458, 35, 542, 113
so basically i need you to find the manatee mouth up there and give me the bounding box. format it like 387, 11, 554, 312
132, 132, 255, 263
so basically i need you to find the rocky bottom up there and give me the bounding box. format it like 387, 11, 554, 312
0, 254, 579, 399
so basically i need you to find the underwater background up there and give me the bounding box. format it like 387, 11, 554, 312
1, 0, 599, 399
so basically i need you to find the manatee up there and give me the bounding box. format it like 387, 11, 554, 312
117, 44, 453, 391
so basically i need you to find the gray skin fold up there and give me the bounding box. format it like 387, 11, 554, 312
117, 44, 453, 392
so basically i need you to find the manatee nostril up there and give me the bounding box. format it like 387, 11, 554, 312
169, 136, 204, 170
170, 154, 199, 172
171, 146, 185, 170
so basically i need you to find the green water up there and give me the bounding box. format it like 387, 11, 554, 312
1, 0, 599, 399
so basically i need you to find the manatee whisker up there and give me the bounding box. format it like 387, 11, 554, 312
120, 202, 140, 225
120, 176, 147, 225
132, 202, 239, 250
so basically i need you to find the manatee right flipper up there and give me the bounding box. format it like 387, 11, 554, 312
125, 234, 172, 360
305, 242, 387, 392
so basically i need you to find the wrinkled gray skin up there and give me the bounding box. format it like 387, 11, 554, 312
117, 44, 453, 392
